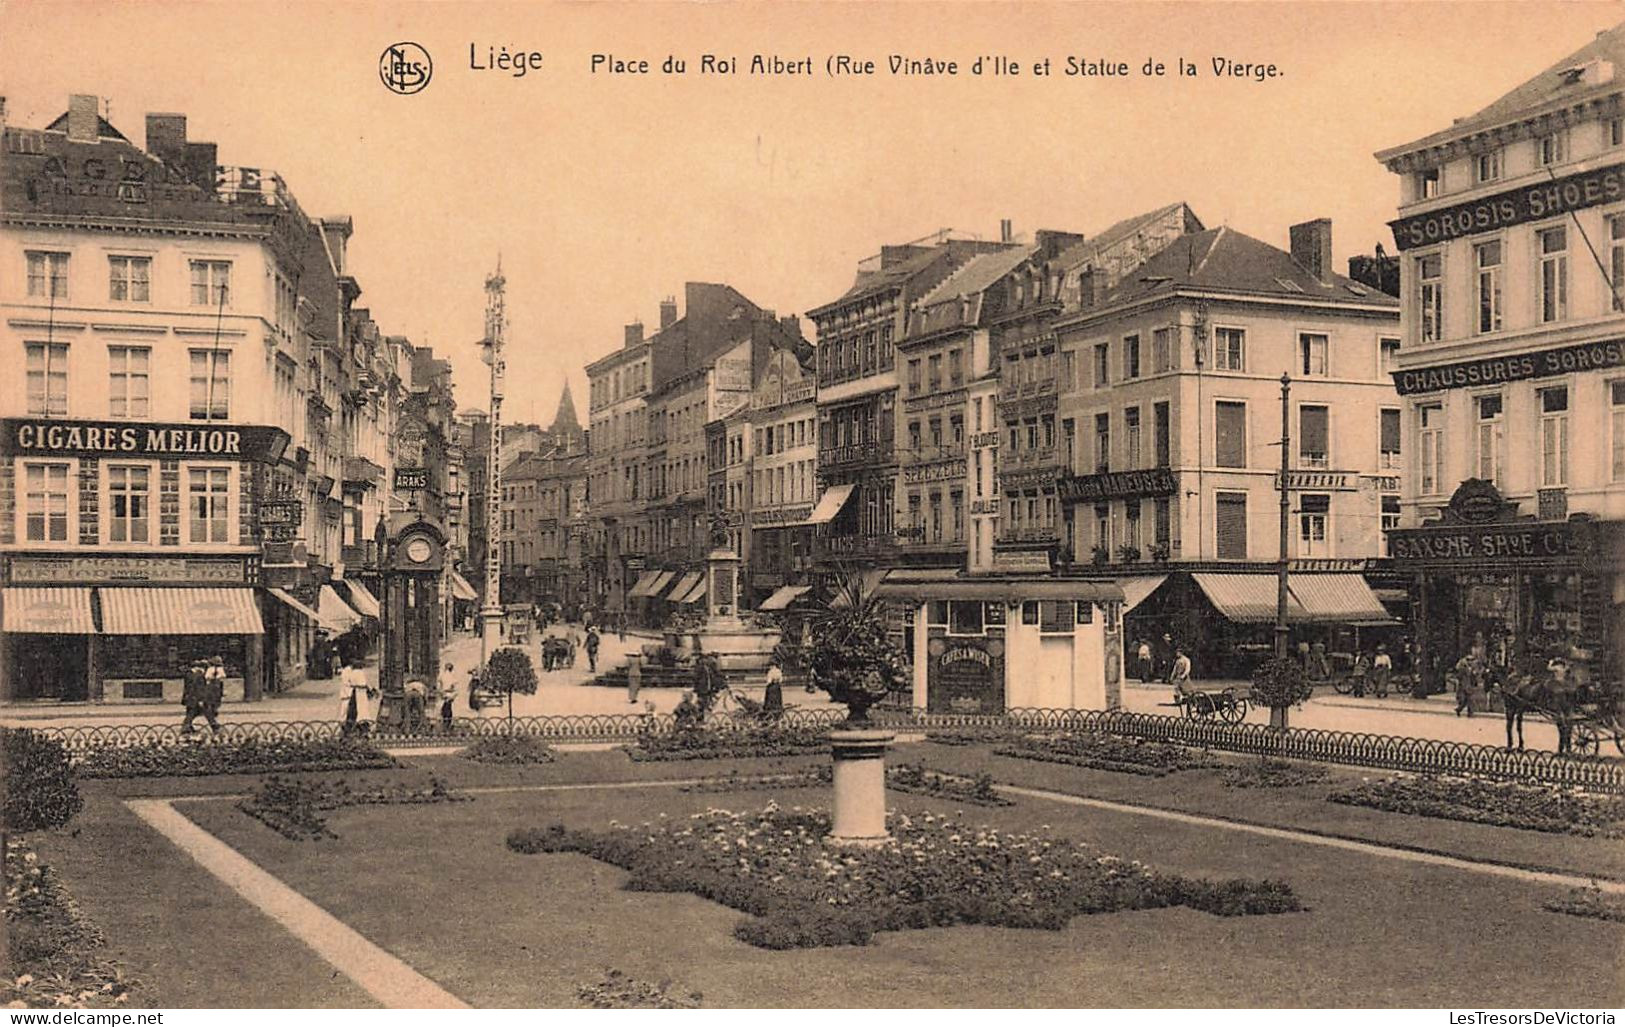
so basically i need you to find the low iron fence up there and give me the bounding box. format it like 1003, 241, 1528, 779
20, 706, 1623, 792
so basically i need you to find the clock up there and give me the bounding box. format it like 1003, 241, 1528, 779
405, 537, 432, 563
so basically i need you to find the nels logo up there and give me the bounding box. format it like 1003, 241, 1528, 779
380, 42, 432, 95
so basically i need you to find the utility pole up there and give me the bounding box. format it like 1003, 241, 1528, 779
1274, 372, 1292, 729
479, 262, 507, 668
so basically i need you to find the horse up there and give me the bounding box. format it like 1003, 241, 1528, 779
1493, 666, 1582, 754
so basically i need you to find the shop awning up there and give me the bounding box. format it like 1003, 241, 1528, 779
1118, 575, 1169, 614
265, 587, 347, 632
758, 584, 813, 611
665, 572, 703, 602
317, 585, 362, 632
806, 484, 857, 526
639, 570, 675, 599
1191, 574, 1307, 624
626, 571, 662, 598
448, 571, 479, 603
100, 587, 264, 635
873, 576, 1124, 604
335, 579, 381, 619
1, 587, 94, 634
1288, 574, 1396, 625
676, 578, 707, 604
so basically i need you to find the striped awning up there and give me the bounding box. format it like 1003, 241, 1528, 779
665, 572, 703, 601
448, 571, 479, 603
318, 585, 361, 631
676, 578, 707, 604
641, 570, 676, 600
1118, 575, 1169, 614
338, 578, 381, 618
626, 571, 662, 598
806, 484, 856, 526
758, 584, 813, 611
100, 587, 264, 635
265, 587, 331, 628
1288, 574, 1395, 625
1, 587, 94, 634
1191, 573, 1308, 624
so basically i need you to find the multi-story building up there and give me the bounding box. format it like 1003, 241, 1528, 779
499, 387, 587, 608
0, 94, 433, 702
746, 348, 818, 607
808, 234, 1011, 570
1054, 219, 1402, 675
585, 316, 655, 613
1376, 26, 1625, 692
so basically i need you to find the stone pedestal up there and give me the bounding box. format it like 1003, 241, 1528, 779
479, 604, 504, 667
828, 729, 895, 846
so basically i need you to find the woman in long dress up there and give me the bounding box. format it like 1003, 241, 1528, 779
338, 658, 376, 735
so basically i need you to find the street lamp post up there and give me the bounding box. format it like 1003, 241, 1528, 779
1274, 372, 1292, 730
479, 264, 507, 668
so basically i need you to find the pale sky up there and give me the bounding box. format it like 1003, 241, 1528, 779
4, 1, 1621, 424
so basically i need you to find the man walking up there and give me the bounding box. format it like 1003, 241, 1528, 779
626, 654, 642, 704
201, 656, 226, 732
584, 626, 601, 673
181, 659, 207, 734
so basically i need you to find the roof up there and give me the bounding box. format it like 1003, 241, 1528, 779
1379, 23, 1625, 160
1054, 202, 1201, 270
1088, 226, 1399, 310
550, 381, 581, 433
908, 245, 1039, 337
43, 111, 129, 141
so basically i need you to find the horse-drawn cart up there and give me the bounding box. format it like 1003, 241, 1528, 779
1163, 687, 1250, 724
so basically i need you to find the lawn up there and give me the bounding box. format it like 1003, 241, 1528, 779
19, 743, 1625, 1008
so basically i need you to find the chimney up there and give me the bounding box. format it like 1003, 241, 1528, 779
320, 217, 353, 274
1290, 219, 1334, 284
145, 113, 187, 165
1000, 219, 1013, 243
67, 94, 100, 143
624, 321, 644, 348
659, 296, 678, 330
780, 314, 800, 336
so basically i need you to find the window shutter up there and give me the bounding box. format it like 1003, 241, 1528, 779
1216, 493, 1248, 559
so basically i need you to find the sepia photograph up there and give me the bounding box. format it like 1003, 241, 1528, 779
0, 0, 1622, 1014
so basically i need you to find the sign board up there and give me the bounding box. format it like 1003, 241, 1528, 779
1389, 161, 1625, 251
1538, 488, 1568, 523
1393, 338, 1625, 395
971, 431, 1000, 449
1, 418, 288, 461
928, 640, 1004, 714
991, 549, 1052, 574
7, 555, 251, 585
970, 499, 1000, 516
394, 467, 430, 491
1275, 470, 1357, 491
1057, 468, 1176, 503
902, 460, 964, 485
752, 505, 813, 527
1387, 522, 1587, 564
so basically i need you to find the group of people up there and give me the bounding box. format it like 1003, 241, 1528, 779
1133, 635, 1192, 690
540, 624, 600, 672
668, 651, 785, 727
180, 656, 228, 734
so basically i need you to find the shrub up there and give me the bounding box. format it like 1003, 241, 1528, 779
1, 728, 82, 832
1328, 775, 1625, 838
76, 737, 395, 779
1249, 658, 1314, 716
2, 837, 137, 1008
238, 774, 470, 840
461, 734, 556, 764
484, 647, 539, 702
626, 726, 829, 761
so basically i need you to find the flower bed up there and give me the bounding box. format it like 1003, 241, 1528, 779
680, 764, 1012, 807
576, 969, 702, 1009
2, 837, 137, 1008
460, 735, 556, 765
1221, 758, 1330, 790
625, 726, 830, 762
995, 732, 1219, 777
681, 769, 826, 794
507, 803, 1302, 949
1543, 884, 1625, 924
1328, 775, 1625, 838
238, 774, 470, 840
76, 738, 396, 779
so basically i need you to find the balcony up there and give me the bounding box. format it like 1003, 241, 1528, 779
998, 377, 1057, 402
899, 443, 966, 466
818, 440, 894, 469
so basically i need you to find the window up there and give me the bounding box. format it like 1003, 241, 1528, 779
106, 465, 151, 543
927, 354, 943, 392
949, 414, 963, 449
1612, 215, 1625, 312
948, 348, 963, 385
1024, 419, 1038, 451
25, 342, 68, 416
1124, 499, 1141, 551
23, 463, 70, 542
1041, 414, 1055, 450
1124, 407, 1141, 469
1475, 394, 1504, 484
1474, 149, 1502, 184
1538, 226, 1568, 324
907, 359, 921, 396
1038, 600, 1073, 635
1299, 405, 1329, 468
1060, 350, 1076, 392
108, 346, 150, 419
1007, 420, 1019, 453
1094, 413, 1110, 473
1154, 496, 1171, 548
26, 251, 69, 299
948, 600, 985, 636
1418, 253, 1443, 343
1095, 503, 1111, 553
1122, 334, 1141, 379
1539, 386, 1569, 487
1536, 131, 1568, 167
1381, 494, 1401, 556
1153, 402, 1170, 468
1380, 408, 1401, 470
1093, 343, 1109, 388
1380, 336, 1401, 375
1215, 401, 1246, 468
1152, 327, 1174, 373
1213, 327, 1244, 371
949, 488, 964, 542
1474, 240, 1503, 333
1611, 118, 1625, 148
1298, 494, 1329, 557
187, 467, 231, 543
1299, 333, 1329, 377
108, 256, 150, 302
907, 419, 921, 454
1416, 168, 1440, 199
1419, 403, 1445, 494
930, 417, 944, 453
1215, 492, 1248, 560
189, 350, 230, 420
1062, 418, 1076, 470
189, 260, 231, 306
1613, 381, 1625, 481
928, 491, 943, 542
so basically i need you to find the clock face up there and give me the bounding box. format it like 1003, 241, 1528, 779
405, 537, 432, 563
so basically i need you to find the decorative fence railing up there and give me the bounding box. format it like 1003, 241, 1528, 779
21, 705, 1623, 791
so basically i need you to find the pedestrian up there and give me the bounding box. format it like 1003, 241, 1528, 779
1371, 644, 1392, 699
618, 612, 627, 643
440, 663, 457, 734
673, 690, 702, 731
1168, 647, 1193, 696
1158, 633, 1175, 682
584, 626, 601, 673
339, 656, 375, 736
181, 659, 207, 734
1136, 639, 1153, 682
1349, 650, 1370, 698
1547, 657, 1580, 754
1309, 641, 1332, 682
201, 656, 226, 732
404, 678, 428, 734
468, 667, 485, 713
1453, 650, 1484, 717
762, 656, 784, 719
627, 655, 642, 704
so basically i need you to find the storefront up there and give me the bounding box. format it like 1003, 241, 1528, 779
1388, 481, 1620, 694
874, 573, 1124, 713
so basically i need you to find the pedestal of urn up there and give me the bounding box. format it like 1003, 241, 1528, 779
828, 729, 895, 846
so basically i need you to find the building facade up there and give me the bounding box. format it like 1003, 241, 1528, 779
745, 348, 818, 605
1376, 28, 1625, 692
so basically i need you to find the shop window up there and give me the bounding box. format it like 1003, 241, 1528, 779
948, 600, 985, 636
1215, 401, 1246, 468
1298, 494, 1330, 557
1539, 386, 1569, 487
1417, 253, 1443, 343
1475, 394, 1504, 484
1380, 408, 1401, 470
1538, 226, 1568, 324
1419, 403, 1445, 495
25, 342, 69, 416
1299, 405, 1329, 468
23, 462, 70, 542
1215, 492, 1247, 560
